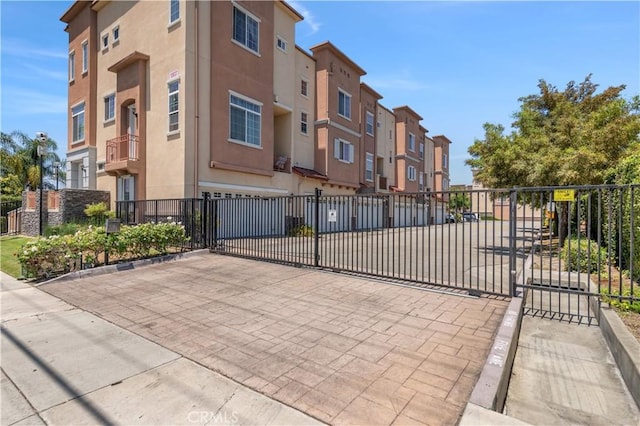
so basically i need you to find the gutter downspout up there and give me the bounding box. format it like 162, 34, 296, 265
193, 0, 199, 197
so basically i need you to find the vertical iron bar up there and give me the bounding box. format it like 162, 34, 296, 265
509, 189, 517, 297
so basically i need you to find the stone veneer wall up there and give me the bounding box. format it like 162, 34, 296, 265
21, 189, 111, 236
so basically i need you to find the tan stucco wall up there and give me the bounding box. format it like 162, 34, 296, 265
94, 0, 188, 200
376, 105, 396, 190
293, 47, 315, 170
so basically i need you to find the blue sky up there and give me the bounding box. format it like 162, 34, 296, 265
2, 1, 639, 184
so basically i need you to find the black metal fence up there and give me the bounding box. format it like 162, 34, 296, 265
117, 185, 639, 323
1, 200, 22, 235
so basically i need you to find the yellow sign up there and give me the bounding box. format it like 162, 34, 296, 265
554, 189, 575, 202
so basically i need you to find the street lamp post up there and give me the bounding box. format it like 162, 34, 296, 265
35, 132, 48, 236
53, 162, 60, 191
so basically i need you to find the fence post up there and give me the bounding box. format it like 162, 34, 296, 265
314, 188, 321, 267
509, 188, 518, 297
212, 198, 218, 251
202, 192, 210, 248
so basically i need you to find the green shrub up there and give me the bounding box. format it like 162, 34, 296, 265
560, 237, 609, 274
84, 202, 115, 224
288, 224, 314, 237
16, 222, 189, 280
44, 222, 84, 237
601, 288, 640, 314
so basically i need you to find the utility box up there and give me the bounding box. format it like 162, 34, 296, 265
105, 218, 121, 234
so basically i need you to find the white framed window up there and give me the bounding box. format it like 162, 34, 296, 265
366, 111, 374, 136
168, 80, 180, 132
69, 51, 75, 81
81, 40, 88, 73
229, 93, 262, 147
334, 138, 354, 163
338, 89, 351, 119
408, 133, 415, 152
419, 143, 424, 159
104, 93, 115, 122
72, 102, 85, 143
443, 153, 448, 169
101, 33, 109, 50
300, 79, 308, 97
276, 36, 287, 52
419, 173, 424, 191
233, 5, 259, 53
112, 26, 120, 42
300, 111, 308, 134
170, 0, 180, 24
366, 152, 374, 181
407, 165, 416, 181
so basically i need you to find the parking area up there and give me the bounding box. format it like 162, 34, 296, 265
43, 253, 508, 425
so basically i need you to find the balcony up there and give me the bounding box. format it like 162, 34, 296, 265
105, 134, 140, 175
273, 155, 291, 173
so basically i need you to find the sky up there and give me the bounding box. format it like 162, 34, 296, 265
1, 1, 639, 185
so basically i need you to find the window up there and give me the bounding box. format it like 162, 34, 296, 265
276, 36, 287, 52
72, 102, 85, 143
300, 111, 308, 134
104, 93, 115, 122
102, 34, 109, 50
419, 173, 424, 191
334, 138, 354, 163
229, 94, 261, 147
168, 80, 179, 132
170, 0, 180, 24
338, 89, 351, 119
409, 133, 415, 152
407, 165, 416, 181
69, 51, 75, 81
97, 161, 105, 172
300, 79, 308, 97
112, 26, 120, 42
366, 153, 374, 181
366, 112, 374, 136
233, 6, 259, 53
419, 143, 424, 159
81, 41, 88, 73
443, 153, 448, 169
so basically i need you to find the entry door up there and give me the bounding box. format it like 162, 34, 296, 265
117, 175, 135, 201
127, 105, 137, 159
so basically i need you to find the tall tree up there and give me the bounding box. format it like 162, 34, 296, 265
467, 75, 640, 188
0, 130, 62, 197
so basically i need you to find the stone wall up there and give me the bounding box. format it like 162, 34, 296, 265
21, 189, 111, 236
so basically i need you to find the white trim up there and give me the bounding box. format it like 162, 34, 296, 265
231, 1, 261, 23
103, 92, 116, 123
199, 181, 288, 194
101, 33, 109, 51
276, 35, 287, 53
300, 78, 309, 98
228, 90, 263, 106
365, 111, 374, 136
81, 39, 88, 73
68, 50, 75, 82
112, 24, 120, 43
300, 110, 309, 135
231, 3, 261, 55
337, 88, 352, 120
169, 0, 180, 25
231, 39, 261, 57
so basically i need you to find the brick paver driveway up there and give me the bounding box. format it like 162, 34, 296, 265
43, 253, 508, 425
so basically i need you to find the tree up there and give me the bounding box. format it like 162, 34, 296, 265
0, 130, 63, 198
449, 190, 470, 214
467, 75, 640, 188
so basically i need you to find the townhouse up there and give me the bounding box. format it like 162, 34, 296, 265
61, 0, 453, 206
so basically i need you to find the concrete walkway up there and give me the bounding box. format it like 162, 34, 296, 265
504, 315, 640, 425
0, 271, 320, 425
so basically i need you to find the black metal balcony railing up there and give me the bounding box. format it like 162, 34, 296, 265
106, 134, 139, 164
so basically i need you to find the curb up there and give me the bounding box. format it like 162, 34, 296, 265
36, 249, 211, 286
591, 298, 640, 409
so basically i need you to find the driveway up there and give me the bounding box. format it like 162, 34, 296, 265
43, 253, 508, 425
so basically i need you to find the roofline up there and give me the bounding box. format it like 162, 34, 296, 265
60, 0, 90, 23
433, 134, 453, 144
360, 82, 383, 100
393, 105, 424, 121
377, 103, 394, 115
278, 0, 304, 22
295, 44, 316, 61
309, 41, 366, 76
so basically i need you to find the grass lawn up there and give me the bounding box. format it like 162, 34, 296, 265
0, 235, 33, 278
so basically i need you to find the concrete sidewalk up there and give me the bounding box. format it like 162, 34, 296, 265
0, 271, 321, 425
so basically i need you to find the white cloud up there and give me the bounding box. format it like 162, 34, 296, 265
288, 1, 322, 35
2, 37, 67, 60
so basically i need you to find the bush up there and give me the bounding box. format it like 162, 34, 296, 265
44, 222, 84, 237
601, 288, 640, 314
560, 237, 609, 274
288, 224, 314, 237
84, 202, 115, 225
16, 222, 189, 280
